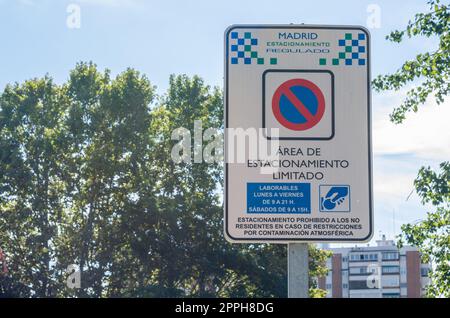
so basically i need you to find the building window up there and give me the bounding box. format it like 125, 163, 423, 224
382, 265, 400, 274
382, 293, 400, 298
349, 266, 377, 275
349, 267, 363, 275
382, 252, 399, 260
349, 280, 376, 290
349, 253, 378, 262
421, 268, 429, 277
326, 284, 332, 290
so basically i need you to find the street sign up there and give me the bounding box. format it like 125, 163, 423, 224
224, 25, 373, 243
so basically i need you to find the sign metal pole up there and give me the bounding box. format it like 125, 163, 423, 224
288, 243, 309, 298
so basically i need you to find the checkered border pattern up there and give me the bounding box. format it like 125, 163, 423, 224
319, 33, 367, 66
230, 32, 277, 65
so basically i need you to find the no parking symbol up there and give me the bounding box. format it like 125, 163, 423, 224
272, 78, 325, 131
263, 70, 334, 140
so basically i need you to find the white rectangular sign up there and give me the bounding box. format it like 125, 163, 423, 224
224, 25, 373, 243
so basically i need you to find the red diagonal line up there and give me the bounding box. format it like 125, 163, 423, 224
280, 87, 315, 122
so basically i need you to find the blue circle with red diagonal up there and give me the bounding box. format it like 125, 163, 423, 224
272, 79, 325, 131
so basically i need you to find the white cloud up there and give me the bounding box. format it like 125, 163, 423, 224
372, 88, 450, 161
374, 170, 413, 202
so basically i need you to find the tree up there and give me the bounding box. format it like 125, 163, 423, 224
0, 76, 68, 297
373, 0, 450, 297
309, 245, 332, 298
60, 63, 158, 297
0, 63, 160, 297
372, 0, 450, 124
398, 163, 449, 298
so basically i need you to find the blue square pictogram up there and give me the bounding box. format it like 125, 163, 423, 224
345, 59, 352, 65
319, 185, 351, 212
339, 39, 345, 46
231, 57, 238, 64
231, 32, 238, 39
352, 52, 359, 59
358, 46, 365, 53
358, 33, 365, 40
358, 59, 366, 65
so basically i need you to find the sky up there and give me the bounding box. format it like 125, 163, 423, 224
0, 0, 448, 246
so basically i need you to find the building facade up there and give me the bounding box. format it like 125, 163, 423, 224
319, 236, 430, 298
